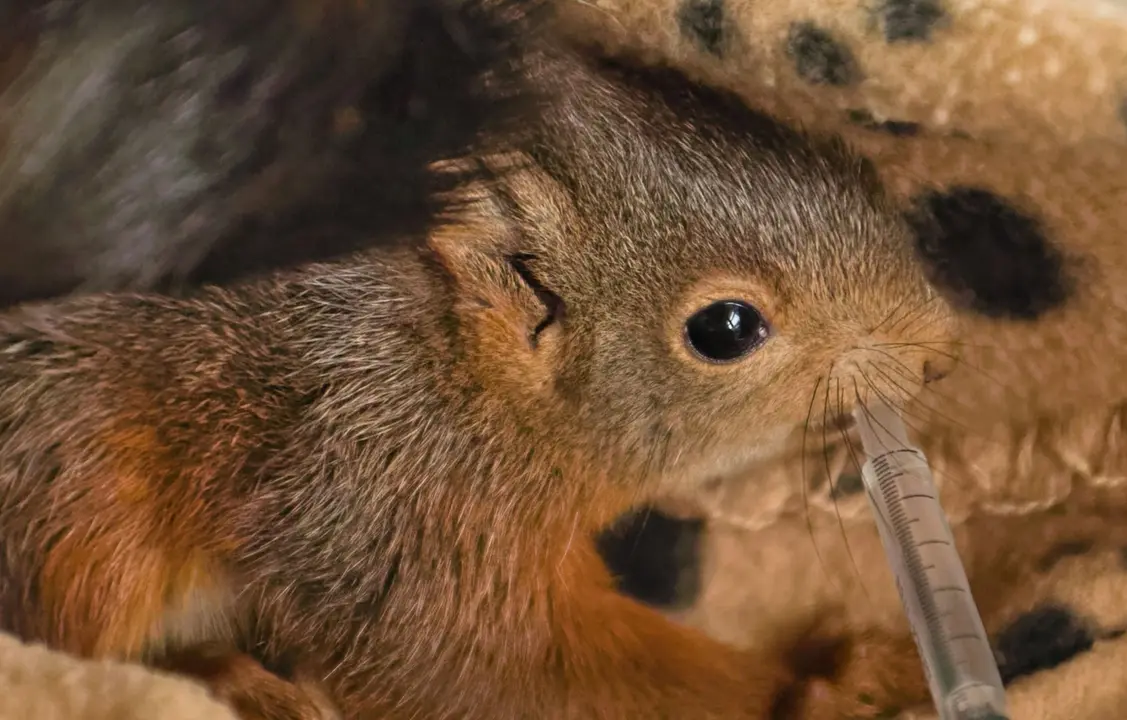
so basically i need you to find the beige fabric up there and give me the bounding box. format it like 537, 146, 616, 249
0, 632, 237, 720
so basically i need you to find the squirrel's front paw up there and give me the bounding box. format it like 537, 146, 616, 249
156, 644, 338, 720
770, 621, 928, 720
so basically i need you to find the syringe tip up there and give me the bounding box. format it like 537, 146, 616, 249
853, 402, 913, 456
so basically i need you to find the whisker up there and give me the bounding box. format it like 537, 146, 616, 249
865, 352, 981, 435
857, 371, 929, 435
895, 315, 944, 353
925, 345, 1009, 392
891, 296, 945, 340
865, 352, 1016, 458
855, 373, 978, 496
874, 409, 977, 495
820, 371, 835, 495
857, 366, 974, 493
882, 296, 931, 338
819, 370, 849, 595
852, 380, 956, 490
883, 365, 1000, 423
872, 294, 912, 335
876, 340, 996, 351
801, 375, 839, 592
833, 378, 871, 601
853, 368, 915, 456
866, 362, 1000, 483
837, 396, 866, 486
851, 376, 907, 463
875, 339, 1015, 399
886, 295, 940, 337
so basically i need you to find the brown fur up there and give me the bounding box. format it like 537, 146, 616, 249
153, 644, 339, 720
0, 48, 956, 719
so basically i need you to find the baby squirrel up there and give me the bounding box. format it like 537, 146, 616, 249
0, 44, 956, 720
0, 0, 541, 307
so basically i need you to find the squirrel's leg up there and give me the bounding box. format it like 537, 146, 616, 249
536, 543, 927, 719
780, 621, 928, 720
315, 540, 794, 720
0, 471, 328, 719
159, 598, 788, 720
540, 541, 791, 719
145, 544, 923, 719
156, 644, 338, 720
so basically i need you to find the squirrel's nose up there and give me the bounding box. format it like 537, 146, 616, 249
922, 357, 954, 385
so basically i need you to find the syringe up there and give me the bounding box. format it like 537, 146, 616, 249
853, 402, 1009, 720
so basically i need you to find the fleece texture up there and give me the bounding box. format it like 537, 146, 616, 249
0, 632, 237, 720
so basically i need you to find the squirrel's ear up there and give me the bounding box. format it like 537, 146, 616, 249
504, 252, 566, 348
428, 165, 567, 353
427, 185, 567, 402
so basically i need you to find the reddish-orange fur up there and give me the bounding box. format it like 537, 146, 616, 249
35, 422, 230, 658
156, 645, 335, 720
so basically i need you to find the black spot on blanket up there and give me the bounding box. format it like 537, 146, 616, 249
786, 22, 860, 87
906, 187, 1075, 320
596, 506, 705, 609
874, 0, 947, 43
995, 604, 1095, 684
678, 0, 726, 56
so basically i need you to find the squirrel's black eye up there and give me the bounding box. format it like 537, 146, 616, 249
684, 300, 770, 363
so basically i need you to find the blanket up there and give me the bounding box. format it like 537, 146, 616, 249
0, 632, 237, 720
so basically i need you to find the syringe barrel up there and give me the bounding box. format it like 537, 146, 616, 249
855, 404, 1008, 720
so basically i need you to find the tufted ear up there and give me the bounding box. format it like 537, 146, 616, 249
424, 192, 570, 405
428, 163, 570, 358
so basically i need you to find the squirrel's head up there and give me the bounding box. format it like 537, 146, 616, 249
431, 53, 958, 488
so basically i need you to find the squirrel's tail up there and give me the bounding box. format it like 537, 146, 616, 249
0, 0, 550, 306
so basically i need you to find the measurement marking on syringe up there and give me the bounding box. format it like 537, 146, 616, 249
933, 586, 968, 594
948, 633, 984, 642
917, 539, 951, 547
900, 493, 936, 500
872, 450, 921, 466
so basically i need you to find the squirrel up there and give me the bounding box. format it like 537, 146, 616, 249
0, 0, 543, 308
0, 42, 956, 720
